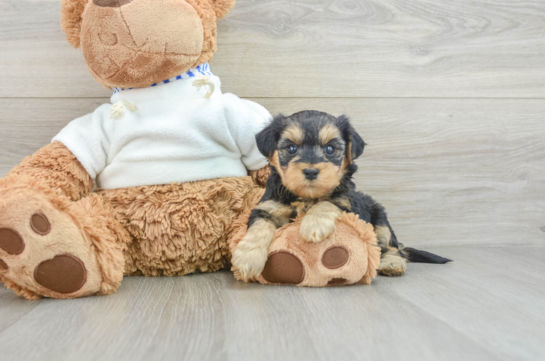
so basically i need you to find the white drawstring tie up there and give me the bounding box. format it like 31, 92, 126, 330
110, 99, 137, 120
192, 76, 215, 99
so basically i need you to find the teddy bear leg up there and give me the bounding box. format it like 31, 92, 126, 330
231, 212, 381, 287
0, 186, 129, 299
259, 214, 381, 287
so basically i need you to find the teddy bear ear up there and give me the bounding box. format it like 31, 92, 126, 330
211, 0, 236, 19
60, 0, 89, 49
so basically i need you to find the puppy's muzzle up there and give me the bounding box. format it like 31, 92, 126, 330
303, 168, 319, 180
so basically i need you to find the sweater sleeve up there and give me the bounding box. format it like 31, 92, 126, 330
224, 94, 272, 170
51, 105, 113, 180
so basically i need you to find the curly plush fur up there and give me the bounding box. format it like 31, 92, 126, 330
212, 0, 236, 18
9, 141, 92, 200
99, 177, 264, 277
60, 0, 87, 49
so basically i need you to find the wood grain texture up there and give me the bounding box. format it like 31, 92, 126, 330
1, 0, 545, 98
1, 97, 544, 248
258, 97, 545, 247
0, 245, 543, 361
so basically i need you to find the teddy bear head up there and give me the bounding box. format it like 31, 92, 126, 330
61, 0, 235, 89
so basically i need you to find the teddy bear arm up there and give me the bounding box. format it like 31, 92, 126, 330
7, 141, 93, 201
248, 165, 271, 188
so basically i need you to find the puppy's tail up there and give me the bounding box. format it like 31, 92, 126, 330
402, 247, 451, 264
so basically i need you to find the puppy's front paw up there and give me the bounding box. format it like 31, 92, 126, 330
300, 214, 336, 243
232, 238, 269, 281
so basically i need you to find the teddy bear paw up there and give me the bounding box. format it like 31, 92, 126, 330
0, 191, 103, 299
299, 214, 337, 243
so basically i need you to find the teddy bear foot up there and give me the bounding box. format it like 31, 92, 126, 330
231, 213, 381, 287
0, 188, 121, 299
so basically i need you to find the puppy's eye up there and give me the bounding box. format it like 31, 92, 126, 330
287, 145, 298, 155
324, 145, 335, 155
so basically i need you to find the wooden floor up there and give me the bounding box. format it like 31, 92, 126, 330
1, 245, 544, 361
1, 0, 545, 360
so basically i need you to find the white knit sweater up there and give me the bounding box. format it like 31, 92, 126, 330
53, 65, 271, 190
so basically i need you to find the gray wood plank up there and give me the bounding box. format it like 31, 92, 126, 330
386, 245, 545, 361
1, 97, 543, 247
1, 0, 545, 98
0, 287, 41, 335
0, 98, 105, 174
0, 245, 544, 361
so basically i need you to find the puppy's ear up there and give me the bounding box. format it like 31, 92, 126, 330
349, 127, 365, 161
211, 0, 236, 19
256, 114, 284, 158
255, 126, 277, 158
61, 0, 88, 49
338, 115, 366, 163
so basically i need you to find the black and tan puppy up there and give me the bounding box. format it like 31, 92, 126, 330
232, 110, 450, 280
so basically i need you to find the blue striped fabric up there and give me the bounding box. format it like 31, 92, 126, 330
113, 62, 213, 94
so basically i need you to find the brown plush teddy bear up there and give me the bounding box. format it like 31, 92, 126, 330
0, 0, 273, 299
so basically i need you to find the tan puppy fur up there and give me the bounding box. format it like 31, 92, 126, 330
300, 202, 343, 243
282, 161, 343, 199
231, 219, 277, 281
319, 123, 341, 145
377, 248, 408, 277
281, 125, 304, 145
375, 225, 392, 248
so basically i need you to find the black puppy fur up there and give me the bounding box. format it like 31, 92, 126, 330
251, 110, 450, 276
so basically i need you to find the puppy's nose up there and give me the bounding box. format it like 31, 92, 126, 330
93, 0, 133, 7
303, 168, 320, 180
